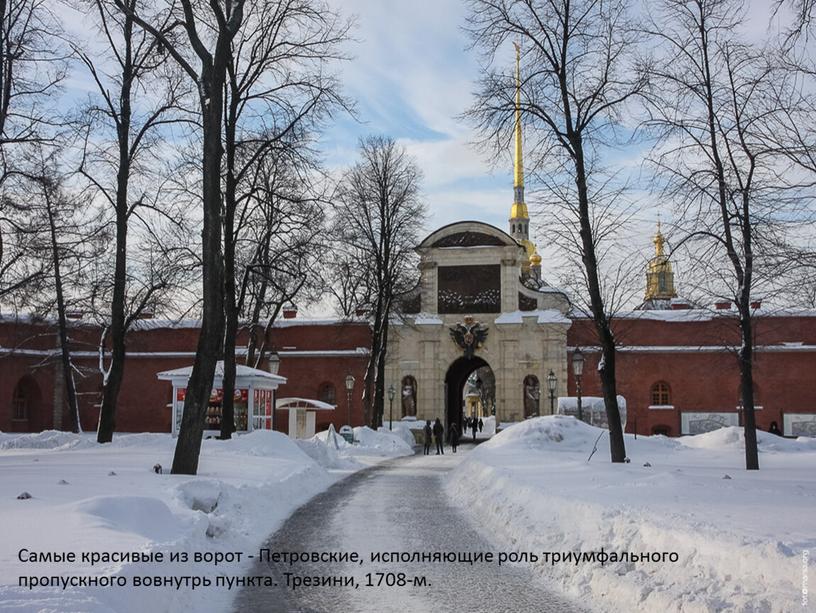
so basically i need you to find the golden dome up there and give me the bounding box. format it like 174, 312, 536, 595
645, 223, 677, 300
530, 249, 542, 266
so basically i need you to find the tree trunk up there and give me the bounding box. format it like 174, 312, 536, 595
220, 88, 239, 440
171, 60, 227, 475
46, 192, 80, 433
97, 11, 134, 443
373, 297, 390, 429
572, 135, 626, 463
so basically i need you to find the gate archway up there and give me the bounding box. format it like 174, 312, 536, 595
444, 356, 493, 433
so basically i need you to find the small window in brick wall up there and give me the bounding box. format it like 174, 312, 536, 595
650, 381, 671, 406
318, 382, 336, 405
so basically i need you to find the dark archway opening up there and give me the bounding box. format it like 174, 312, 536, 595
444, 356, 492, 433
10, 375, 43, 432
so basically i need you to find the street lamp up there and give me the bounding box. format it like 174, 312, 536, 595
388, 384, 396, 430
546, 370, 557, 415
268, 351, 281, 431
345, 374, 355, 427
572, 347, 585, 422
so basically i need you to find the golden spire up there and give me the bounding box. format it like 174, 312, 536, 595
653, 219, 665, 257
510, 41, 528, 221
514, 41, 524, 196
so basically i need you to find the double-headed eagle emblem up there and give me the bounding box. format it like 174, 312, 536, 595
449, 315, 488, 359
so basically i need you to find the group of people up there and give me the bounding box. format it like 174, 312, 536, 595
422, 416, 485, 455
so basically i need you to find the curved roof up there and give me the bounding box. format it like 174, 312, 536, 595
156, 361, 286, 385
418, 221, 521, 250
275, 397, 336, 411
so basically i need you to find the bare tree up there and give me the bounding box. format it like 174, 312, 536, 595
113, 0, 246, 474
326, 245, 371, 318
235, 149, 324, 361
219, 0, 350, 438
464, 0, 646, 462
23, 148, 105, 432
333, 136, 425, 428
643, 0, 815, 469
73, 0, 190, 443
0, 0, 67, 301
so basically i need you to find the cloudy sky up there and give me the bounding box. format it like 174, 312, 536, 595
56, 0, 800, 311
317, 0, 512, 232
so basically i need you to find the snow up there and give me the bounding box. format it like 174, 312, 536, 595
493, 309, 571, 325
411, 314, 443, 325
447, 416, 816, 613
378, 418, 423, 447
350, 426, 414, 457
0, 428, 409, 612
156, 361, 286, 384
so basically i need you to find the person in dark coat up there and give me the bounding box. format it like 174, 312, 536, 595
423, 420, 433, 455
769, 421, 783, 436
470, 417, 478, 441
449, 421, 460, 453
432, 418, 444, 455
478, 418, 484, 433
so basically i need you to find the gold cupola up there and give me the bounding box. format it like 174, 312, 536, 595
644, 221, 677, 301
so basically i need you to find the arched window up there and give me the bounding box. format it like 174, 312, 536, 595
12, 383, 28, 420
317, 382, 336, 405
401, 376, 417, 417
523, 375, 540, 418
11, 376, 41, 426
650, 381, 671, 406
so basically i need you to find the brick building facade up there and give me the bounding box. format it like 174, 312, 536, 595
567, 310, 816, 437
0, 315, 371, 435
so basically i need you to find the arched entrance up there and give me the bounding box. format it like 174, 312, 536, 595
10, 375, 43, 432
444, 356, 493, 432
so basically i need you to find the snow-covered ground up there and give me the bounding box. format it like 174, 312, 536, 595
447, 416, 815, 613
0, 428, 413, 613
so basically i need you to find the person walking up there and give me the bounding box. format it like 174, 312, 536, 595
769, 421, 783, 436
478, 418, 484, 433
470, 417, 478, 441
433, 418, 444, 455
449, 421, 460, 453
423, 420, 433, 455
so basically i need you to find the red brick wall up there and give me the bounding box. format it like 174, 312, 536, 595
1, 318, 370, 434
3, 313, 815, 437
566, 314, 816, 436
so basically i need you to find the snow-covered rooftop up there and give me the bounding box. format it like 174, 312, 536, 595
494, 309, 572, 325
156, 361, 286, 385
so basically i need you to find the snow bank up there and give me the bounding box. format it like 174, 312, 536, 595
448, 415, 815, 613
351, 426, 414, 457
0, 429, 358, 613
295, 437, 361, 470
377, 424, 417, 448
679, 425, 816, 452
0, 430, 95, 451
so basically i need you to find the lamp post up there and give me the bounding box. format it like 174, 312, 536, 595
345, 374, 355, 427
268, 351, 281, 431
572, 347, 585, 422
388, 384, 395, 430
547, 370, 557, 415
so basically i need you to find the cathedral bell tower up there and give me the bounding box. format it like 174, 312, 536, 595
508, 43, 540, 278
644, 222, 677, 302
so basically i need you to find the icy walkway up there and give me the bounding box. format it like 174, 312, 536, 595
233, 445, 588, 613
